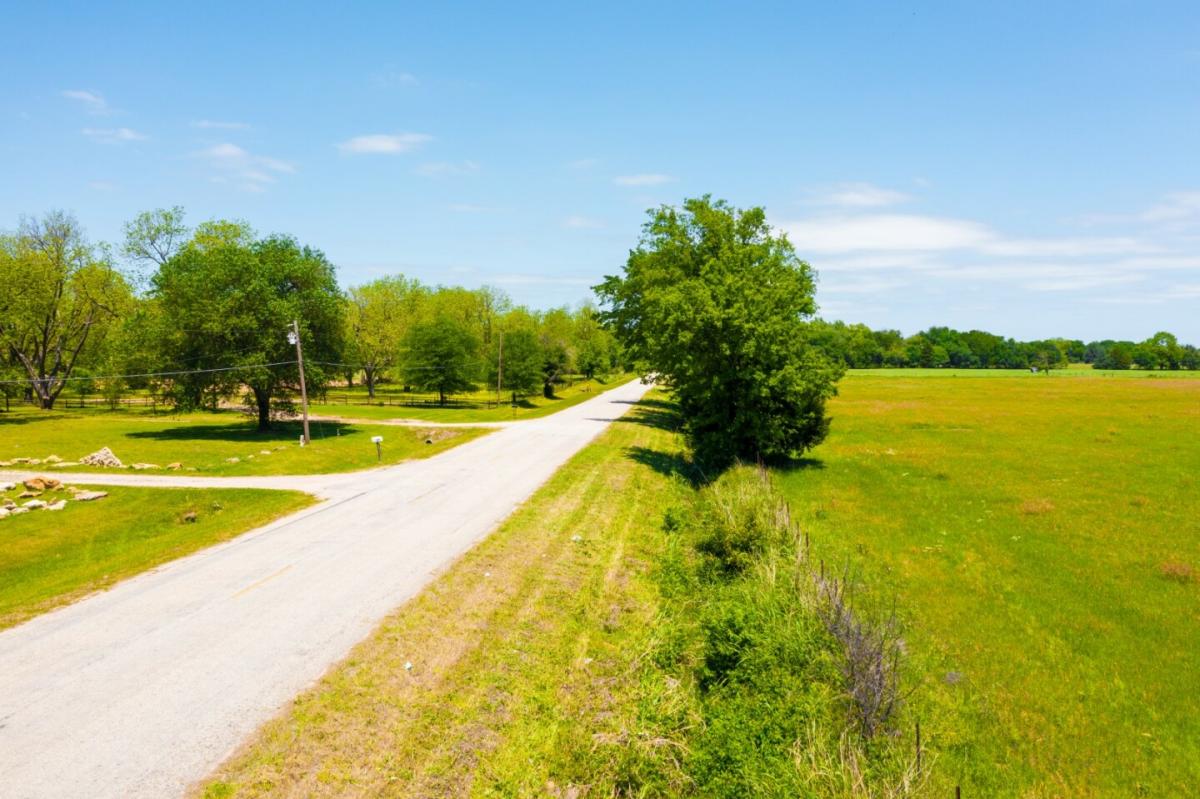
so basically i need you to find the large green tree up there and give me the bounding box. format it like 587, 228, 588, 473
401, 316, 480, 405
153, 223, 344, 429
0, 211, 131, 409
490, 327, 543, 398
597, 196, 843, 466
345, 276, 425, 397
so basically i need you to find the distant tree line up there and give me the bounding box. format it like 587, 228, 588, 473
0, 209, 620, 425
804, 321, 1200, 371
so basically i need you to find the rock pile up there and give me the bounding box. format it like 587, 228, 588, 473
0, 477, 108, 521
80, 447, 124, 468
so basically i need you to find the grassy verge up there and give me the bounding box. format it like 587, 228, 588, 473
199, 394, 910, 798
778, 373, 1200, 795
307, 373, 638, 423
0, 409, 487, 476
0, 483, 312, 629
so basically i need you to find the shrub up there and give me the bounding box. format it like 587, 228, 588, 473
644, 465, 918, 797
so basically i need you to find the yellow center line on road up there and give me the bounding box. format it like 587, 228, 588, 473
233, 564, 294, 599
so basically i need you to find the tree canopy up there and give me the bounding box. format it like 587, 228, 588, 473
153, 224, 344, 429
401, 316, 480, 405
597, 196, 844, 467
0, 211, 131, 409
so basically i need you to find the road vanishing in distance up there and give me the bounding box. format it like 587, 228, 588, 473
0, 378, 651, 799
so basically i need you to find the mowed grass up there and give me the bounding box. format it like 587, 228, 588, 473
307, 373, 638, 423
0, 483, 312, 629
778, 373, 1200, 796
0, 407, 487, 476
199, 394, 696, 798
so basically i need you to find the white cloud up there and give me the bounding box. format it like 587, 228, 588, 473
568, 157, 598, 169
820, 277, 909, 294
416, 160, 480, 177
372, 68, 419, 88
812, 183, 910, 208
785, 214, 993, 253
191, 119, 250, 130
563, 215, 604, 229
82, 127, 147, 143
196, 142, 295, 191
1025, 273, 1145, 292
614, 173, 675, 187
784, 214, 1152, 258
980, 236, 1153, 258
1141, 191, 1200, 224
62, 89, 109, 114
337, 133, 432, 154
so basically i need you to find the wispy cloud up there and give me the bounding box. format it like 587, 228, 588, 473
784, 214, 1151, 258
614, 173, 675, 187
196, 142, 295, 191
337, 132, 432, 154
415, 160, 480, 177
786, 214, 992, 253
568, 157, 599, 169
372, 68, 419, 88
810, 182, 911, 208
82, 127, 147, 143
778, 190, 1200, 320
62, 89, 109, 114
191, 119, 250, 130
563, 215, 604, 229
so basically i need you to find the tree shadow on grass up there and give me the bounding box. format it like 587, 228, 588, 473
125, 420, 358, 443
626, 446, 708, 487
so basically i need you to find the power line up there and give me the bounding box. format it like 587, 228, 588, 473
0, 361, 298, 386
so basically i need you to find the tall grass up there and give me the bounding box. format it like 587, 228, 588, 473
630, 465, 922, 797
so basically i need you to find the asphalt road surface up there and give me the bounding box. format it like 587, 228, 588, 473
0, 378, 651, 798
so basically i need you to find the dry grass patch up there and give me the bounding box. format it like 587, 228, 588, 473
1019, 498, 1055, 515
1159, 561, 1195, 584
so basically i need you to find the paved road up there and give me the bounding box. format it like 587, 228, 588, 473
0, 378, 651, 799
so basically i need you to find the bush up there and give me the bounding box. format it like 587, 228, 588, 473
640, 465, 919, 797
690, 467, 793, 575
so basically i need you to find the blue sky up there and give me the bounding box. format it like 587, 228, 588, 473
4, 1, 1199, 341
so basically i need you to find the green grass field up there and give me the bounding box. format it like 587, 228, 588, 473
849, 365, 1199, 379
780, 373, 1200, 795
200, 371, 1199, 797
0, 407, 487, 476
307, 373, 637, 423
0, 483, 312, 629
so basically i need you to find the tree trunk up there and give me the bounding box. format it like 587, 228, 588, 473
439, 388, 446, 406
345, 370, 355, 388
365, 366, 376, 399
253, 387, 271, 431
543, 380, 555, 399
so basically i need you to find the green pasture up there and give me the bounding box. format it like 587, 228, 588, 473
0, 483, 312, 629
849, 365, 1199, 378
780, 372, 1200, 795
0, 406, 487, 476
307, 372, 637, 422
200, 370, 1200, 796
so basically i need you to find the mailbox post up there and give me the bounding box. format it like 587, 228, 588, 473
372, 435, 383, 461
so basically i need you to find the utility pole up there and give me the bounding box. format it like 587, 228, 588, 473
495, 331, 504, 407
290, 319, 311, 445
